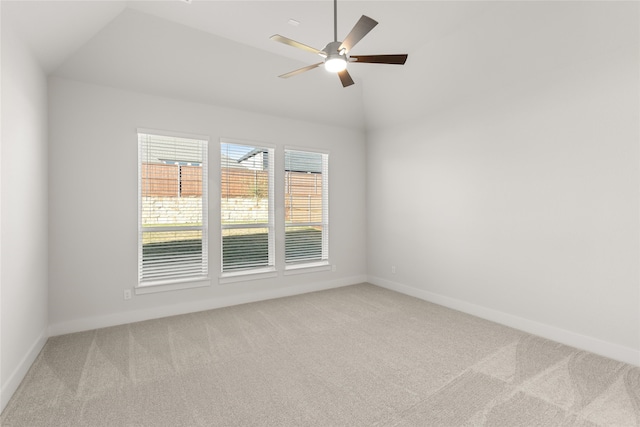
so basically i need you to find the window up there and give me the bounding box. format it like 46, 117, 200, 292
285, 149, 328, 267
138, 131, 208, 286
221, 141, 275, 274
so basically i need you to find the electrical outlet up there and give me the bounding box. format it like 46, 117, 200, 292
123, 289, 132, 300
331, 264, 337, 272
391, 266, 396, 274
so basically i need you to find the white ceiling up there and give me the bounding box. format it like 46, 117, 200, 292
2, 1, 629, 131
1, 1, 494, 130
125, 1, 490, 64
2, 1, 490, 71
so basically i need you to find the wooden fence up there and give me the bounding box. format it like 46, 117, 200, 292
141, 164, 201, 197
142, 163, 323, 223
142, 163, 322, 199
222, 168, 269, 198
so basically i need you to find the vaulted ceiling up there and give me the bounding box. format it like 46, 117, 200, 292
2, 1, 625, 131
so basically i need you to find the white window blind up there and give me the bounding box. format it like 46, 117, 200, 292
285, 149, 328, 265
221, 141, 275, 273
138, 131, 208, 285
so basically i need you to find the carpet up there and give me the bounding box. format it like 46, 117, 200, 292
2, 283, 639, 426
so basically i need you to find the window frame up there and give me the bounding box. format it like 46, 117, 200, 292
219, 138, 276, 280
137, 129, 210, 293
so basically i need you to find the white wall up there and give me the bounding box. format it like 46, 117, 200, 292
367, 2, 639, 364
48, 77, 367, 334
0, 26, 49, 411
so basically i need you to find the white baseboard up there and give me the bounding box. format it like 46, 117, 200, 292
1, 329, 48, 413
368, 276, 640, 367
48, 275, 367, 337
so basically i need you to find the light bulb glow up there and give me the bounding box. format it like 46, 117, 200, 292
325, 57, 347, 73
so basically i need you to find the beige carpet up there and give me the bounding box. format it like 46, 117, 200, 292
2, 283, 639, 426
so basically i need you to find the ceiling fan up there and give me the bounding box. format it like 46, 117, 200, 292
270, 0, 408, 88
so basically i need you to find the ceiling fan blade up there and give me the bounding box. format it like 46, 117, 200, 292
337, 69, 355, 87
339, 15, 378, 53
270, 34, 325, 56
350, 54, 408, 65
278, 63, 323, 79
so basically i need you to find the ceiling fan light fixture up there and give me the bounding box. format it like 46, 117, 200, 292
325, 56, 347, 73
324, 41, 347, 73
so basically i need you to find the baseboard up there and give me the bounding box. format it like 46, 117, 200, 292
1, 329, 48, 414
48, 275, 367, 337
368, 276, 640, 367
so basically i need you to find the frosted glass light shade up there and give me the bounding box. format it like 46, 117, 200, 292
325, 57, 347, 73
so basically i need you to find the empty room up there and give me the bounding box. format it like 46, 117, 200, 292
1, 0, 639, 425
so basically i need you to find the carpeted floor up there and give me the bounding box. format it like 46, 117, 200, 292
2, 283, 639, 426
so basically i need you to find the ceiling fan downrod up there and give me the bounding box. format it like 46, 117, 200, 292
333, 0, 338, 42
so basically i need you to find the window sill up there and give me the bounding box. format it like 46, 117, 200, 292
284, 262, 331, 275
219, 267, 278, 284
136, 277, 210, 295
